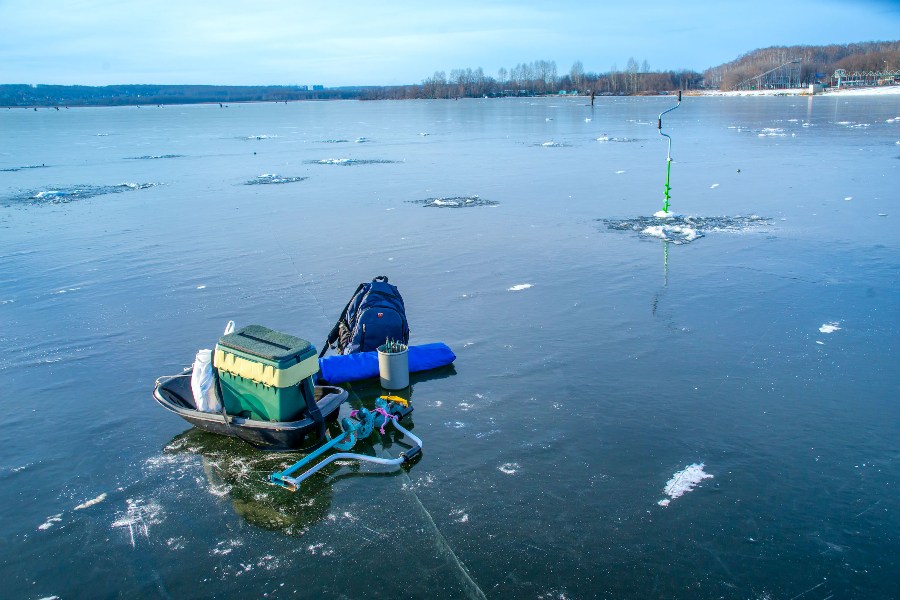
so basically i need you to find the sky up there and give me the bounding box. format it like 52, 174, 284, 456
0, 0, 898, 87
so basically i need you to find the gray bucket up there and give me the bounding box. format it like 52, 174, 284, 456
378, 346, 409, 390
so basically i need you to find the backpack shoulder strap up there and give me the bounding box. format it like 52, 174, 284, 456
320, 282, 366, 358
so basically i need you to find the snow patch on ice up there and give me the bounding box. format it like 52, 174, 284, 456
499, 462, 520, 475
450, 509, 469, 523
819, 322, 841, 334
38, 514, 63, 531
112, 498, 163, 547
657, 463, 713, 507
74, 493, 107, 510
642, 224, 700, 244
508, 283, 533, 291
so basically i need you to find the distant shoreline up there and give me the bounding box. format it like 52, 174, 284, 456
3, 85, 898, 109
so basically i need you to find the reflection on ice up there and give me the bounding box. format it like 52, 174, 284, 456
603, 214, 771, 244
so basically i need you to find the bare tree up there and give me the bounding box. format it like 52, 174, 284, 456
570, 60, 584, 92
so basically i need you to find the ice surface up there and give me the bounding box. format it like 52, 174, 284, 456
657, 463, 713, 507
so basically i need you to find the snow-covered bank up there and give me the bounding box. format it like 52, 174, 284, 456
695, 86, 900, 97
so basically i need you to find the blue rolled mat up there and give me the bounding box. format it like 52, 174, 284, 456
319, 342, 456, 384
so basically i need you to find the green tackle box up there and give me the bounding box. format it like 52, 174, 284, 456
214, 325, 319, 422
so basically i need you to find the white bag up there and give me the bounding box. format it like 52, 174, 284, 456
190, 348, 220, 413
190, 321, 235, 413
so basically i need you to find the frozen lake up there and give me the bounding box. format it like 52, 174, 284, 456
1, 95, 898, 599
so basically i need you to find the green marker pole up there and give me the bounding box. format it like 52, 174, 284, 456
663, 158, 672, 213
657, 91, 682, 215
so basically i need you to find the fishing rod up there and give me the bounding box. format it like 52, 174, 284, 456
657, 90, 682, 215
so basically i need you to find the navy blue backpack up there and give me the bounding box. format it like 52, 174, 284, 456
320, 276, 410, 356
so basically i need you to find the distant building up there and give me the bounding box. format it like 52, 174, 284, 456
312, 85, 324, 91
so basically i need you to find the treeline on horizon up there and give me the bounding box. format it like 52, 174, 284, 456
703, 40, 900, 90
2, 41, 897, 107
361, 58, 701, 99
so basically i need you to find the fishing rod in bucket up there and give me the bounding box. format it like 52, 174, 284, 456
657, 90, 682, 215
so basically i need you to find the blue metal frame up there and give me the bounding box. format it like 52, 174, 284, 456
269, 398, 422, 492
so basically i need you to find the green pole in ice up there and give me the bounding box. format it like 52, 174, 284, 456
657, 90, 682, 214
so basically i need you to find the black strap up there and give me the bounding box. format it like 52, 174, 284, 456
302, 382, 326, 441
214, 372, 271, 450
215, 372, 327, 452
320, 282, 366, 358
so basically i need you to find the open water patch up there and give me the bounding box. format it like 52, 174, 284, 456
305, 158, 399, 166
3, 183, 157, 207
408, 195, 498, 208
602, 214, 771, 244
244, 174, 308, 185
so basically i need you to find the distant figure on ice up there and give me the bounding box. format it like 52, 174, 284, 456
590, 89, 595, 106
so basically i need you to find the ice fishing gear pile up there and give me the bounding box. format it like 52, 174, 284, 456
269, 396, 421, 492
